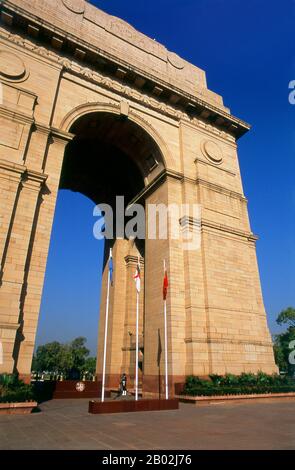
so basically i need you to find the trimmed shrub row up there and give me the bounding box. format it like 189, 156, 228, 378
183, 372, 295, 396
0, 374, 35, 403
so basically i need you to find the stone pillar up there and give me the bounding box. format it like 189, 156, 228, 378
0, 129, 72, 380
15, 130, 73, 382
0, 160, 28, 374
0, 165, 46, 376
143, 176, 187, 397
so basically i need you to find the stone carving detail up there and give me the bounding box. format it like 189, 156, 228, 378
61, 0, 85, 14
0, 28, 235, 143
167, 52, 185, 70
201, 140, 223, 164
0, 50, 26, 80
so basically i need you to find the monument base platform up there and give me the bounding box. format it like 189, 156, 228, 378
88, 398, 179, 414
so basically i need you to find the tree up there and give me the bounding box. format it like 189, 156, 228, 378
83, 357, 96, 375
274, 307, 295, 376
70, 337, 90, 373
32, 337, 94, 378
276, 307, 295, 328
33, 341, 72, 373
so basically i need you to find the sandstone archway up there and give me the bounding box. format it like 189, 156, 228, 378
0, 0, 277, 395
59, 109, 168, 390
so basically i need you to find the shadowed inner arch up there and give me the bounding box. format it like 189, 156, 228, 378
60, 111, 165, 208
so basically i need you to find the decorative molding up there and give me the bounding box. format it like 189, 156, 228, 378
0, 27, 243, 144
124, 255, 144, 266
201, 218, 257, 241
0, 105, 35, 126
195, 156, 236, 176
196, 177, 247, 202
0, 158, 47, 187
185, 337, 273, 348
0, 322, 20, 330
24, 169, 48, 185
59, 101, 172, 170
50, 127, 74, 143
0, 158, 26, 175
179, 215, 201, 229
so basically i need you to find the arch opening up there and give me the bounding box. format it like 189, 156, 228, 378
61, 111, 165, 207
35, 111, 164, 383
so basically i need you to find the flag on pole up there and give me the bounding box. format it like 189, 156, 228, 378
134, 257, 141, 293
108, 248, 113, 285
163, 263, 168, 300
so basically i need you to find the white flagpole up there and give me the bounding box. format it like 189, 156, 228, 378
135, 288, 139, 401
135, 256, 140, 401
101, 248, 111, 402
164, 260, 169, 400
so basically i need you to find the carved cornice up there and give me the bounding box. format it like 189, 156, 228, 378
196, 177, 247, 202
0, 24, 249, 142
124, 255, 144, 266
0, 322, 20, 330
0, 158, 26, 175
195, 156, 236, 176
24, 168, 48, 185
179, 215, 201, 229
50, 127, 74, 142
201, 218, 258, 241
0, 158, 47, 187
0, 104, 35, 125
185, 337, 273, 348
31, 123, 74, 142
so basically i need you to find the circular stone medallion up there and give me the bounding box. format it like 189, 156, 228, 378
201, 140, 223, 164
0, 51, 26, 79
167, 52, 185, 70
75, 382, 86, 392
62, 0, 85, 14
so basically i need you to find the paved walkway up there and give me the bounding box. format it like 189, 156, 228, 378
0, 399, 295, 450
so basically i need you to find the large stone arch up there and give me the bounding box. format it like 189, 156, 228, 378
0, 0, 277, 395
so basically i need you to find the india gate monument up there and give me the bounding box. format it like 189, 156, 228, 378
0, 0, 277, 395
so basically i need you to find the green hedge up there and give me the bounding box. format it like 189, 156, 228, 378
0, 374, 35, 403
183, 372, 295, 396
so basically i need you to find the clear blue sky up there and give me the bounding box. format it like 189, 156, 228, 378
36, 0, 295, 355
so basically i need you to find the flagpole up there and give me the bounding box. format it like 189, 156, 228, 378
163, 260, 169, 400
101, 249, 111, 402
135, 256, 140, 401
135, 288, 139, 401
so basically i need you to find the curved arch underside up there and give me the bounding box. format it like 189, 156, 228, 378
60, 112, 165, 206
